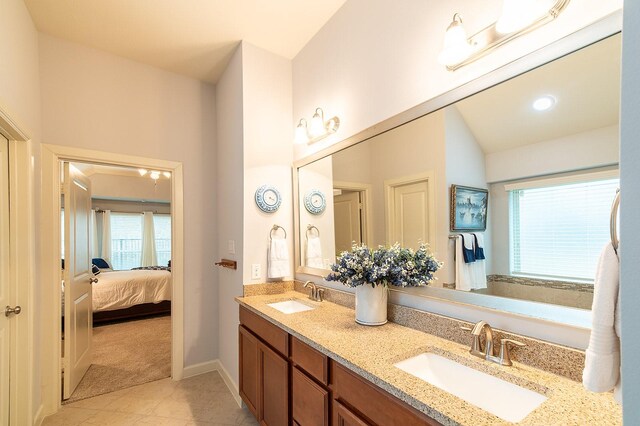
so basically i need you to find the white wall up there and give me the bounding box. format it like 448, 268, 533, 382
0, 0, 42, 419
215, 45, 244, 389
38, 34, 218, 368
88, 173, 171, 202
298, 156, 336, 266
620, 0, 640, 420
485, 125, 619, 183
217, 42, 293, 389
444, 106, 490, 282
242, 42, 293, 286
292, 0, 622, 162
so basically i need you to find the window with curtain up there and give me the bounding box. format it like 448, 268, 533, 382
153, 214, 172, 267
509, 175, 619, 282
110, 213, 143, 270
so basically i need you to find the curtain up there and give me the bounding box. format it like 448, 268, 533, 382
141, 211, 158, 266
90, 209, 99, 258
101, 210, 112, 264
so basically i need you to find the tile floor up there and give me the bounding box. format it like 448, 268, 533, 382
43, 372, 258, 426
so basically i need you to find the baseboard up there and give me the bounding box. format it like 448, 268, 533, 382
215, 361, 242, 408
33, 404, 45, 426
182, 360, 219, 379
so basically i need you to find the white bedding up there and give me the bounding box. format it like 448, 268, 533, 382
92, 270, 172, 312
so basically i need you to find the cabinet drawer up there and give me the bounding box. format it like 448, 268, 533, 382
291, 336, 329, 385
292, 367, 329, 426
240, 306, 289, 356
332, 362, 441, 426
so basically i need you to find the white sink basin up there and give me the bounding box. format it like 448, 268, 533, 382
394, 353, 547, 423
267, 300, 315, 314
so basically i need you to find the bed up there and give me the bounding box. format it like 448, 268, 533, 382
92, 269, 172, 323
62, 267, 172, 324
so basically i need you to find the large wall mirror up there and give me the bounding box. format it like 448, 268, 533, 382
294, 27, 621, 327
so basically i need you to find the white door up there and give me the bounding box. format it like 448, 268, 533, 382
334, 191, 362, 254
0, 135, 10, 424
389, 180, 430, 250
63, 163, 93, 399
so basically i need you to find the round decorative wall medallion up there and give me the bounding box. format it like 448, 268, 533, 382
255, 185, 282, 213
304, 189, 326, 215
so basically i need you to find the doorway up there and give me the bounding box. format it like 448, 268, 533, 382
333, 181, 372, 255
61, 161, 174, 403
40, 144, 185, 414
384, 171, 436, 250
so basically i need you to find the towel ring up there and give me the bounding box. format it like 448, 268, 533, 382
270, 224, 287, 240
610, 189, 620, 256
306, 224, 320, 239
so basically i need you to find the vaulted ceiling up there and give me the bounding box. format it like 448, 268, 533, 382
25, 0, 347, 83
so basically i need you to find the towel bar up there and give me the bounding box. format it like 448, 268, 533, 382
610, 189, 620, 257
270, 224, 287, 240
306, 224, 320, 239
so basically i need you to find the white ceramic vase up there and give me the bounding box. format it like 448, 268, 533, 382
355, 284, 388, 325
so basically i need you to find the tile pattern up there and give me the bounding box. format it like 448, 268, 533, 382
237, 292, 621, 426
43, 372, 258, 426
488, 274, 594, 293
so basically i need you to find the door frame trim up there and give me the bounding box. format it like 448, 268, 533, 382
384, 171, 437, 250
0, 104, 35, 426
40, 144, 185, 415
333, 181, 373, 246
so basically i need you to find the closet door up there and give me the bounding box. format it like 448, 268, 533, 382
63, 163, 93, 399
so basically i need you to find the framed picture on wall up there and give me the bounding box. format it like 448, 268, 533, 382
450, 185, 488, 231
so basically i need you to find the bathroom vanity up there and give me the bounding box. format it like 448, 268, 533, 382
237, 290, 621, 426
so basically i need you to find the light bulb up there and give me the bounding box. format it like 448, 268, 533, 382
294, 119, 309, 144
138, 168, 148, 176
163, 171, 171, 178
496, 0, 539, 34
532, 95, 556, 111
150, 171, 161, 180
438, 14, 472, 66
309, 108, 325, 138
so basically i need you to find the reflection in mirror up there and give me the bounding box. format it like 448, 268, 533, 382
296, 33, 621, 312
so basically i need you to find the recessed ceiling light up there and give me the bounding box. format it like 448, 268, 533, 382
532, 95, 556, 111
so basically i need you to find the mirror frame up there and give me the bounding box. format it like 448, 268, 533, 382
293, 11, 621, 329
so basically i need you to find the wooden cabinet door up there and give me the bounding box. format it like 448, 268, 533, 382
334, 401, 370, 426
239, 326, 259, 417
292, 367, 329, 426
259, 342, 289, 426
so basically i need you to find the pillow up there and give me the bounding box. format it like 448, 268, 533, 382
92, 258, 111, 269
91, 264, 101, 276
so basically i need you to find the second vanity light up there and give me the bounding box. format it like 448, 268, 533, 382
438, 0, 571, 70
295, 108, 340, 144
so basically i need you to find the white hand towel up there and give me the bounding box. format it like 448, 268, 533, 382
583, 242, 620, 400
268, 237, 290, 279
470, 233, 487, 290
455, 235, 487, 291
305, 236, 324, 269
455, 236, 473, 291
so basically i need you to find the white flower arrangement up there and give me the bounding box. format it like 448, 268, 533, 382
326, 242, 442, 288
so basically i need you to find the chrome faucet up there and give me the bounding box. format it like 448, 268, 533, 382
462, 321, 525, 366
303, 281, 325, 302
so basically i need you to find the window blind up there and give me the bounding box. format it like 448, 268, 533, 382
110, 213, 143, 270
509, 177, 619, 282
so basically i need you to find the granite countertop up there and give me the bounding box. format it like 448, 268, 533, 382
236, 291, 621, 426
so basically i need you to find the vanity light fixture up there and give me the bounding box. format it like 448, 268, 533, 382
532, 95, 556, 111
439, 0, 571, 71
294, 108, 340, 144
138, 169, 171, 181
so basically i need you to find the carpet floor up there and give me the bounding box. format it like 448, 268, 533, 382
64, 315, 171, 404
